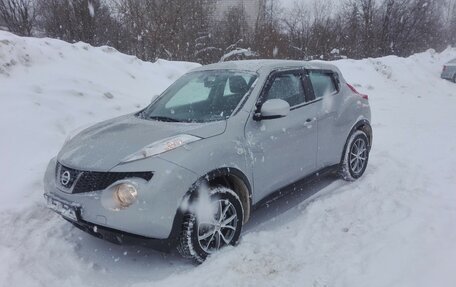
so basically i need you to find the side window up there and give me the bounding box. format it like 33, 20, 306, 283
264, 72, 306, 107
308, 71, 337, 99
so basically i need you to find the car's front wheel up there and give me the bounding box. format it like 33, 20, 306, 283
177, 186, 244, 263
340, 130, 370, 181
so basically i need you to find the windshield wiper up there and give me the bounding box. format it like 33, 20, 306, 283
148, 116, 181, 122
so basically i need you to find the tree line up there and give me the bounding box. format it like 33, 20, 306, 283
0, 0, 455, 64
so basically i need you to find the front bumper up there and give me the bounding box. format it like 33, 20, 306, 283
69, 217, 179, 251
43, 156, 199, 247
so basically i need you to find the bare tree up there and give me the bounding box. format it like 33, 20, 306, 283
283, 1, 312, 59
254, 0, 286, 58
352, 0, 377, 58
337, 0, 445, 58
450, 7, 456, 45
2, 0, 451, 63
37, 0, 120, 46
210, 3, 251, 60
115, 0, 215, 61
0, 0, 35, 36
114, 0, 151, 58
442, 0, 456, 45
341, 0, 363, 57
218, 4, 249, 49
393, 0, 443, 55
308, 0, 341, 59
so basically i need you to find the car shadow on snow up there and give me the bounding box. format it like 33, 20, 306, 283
244, 173, 340, 233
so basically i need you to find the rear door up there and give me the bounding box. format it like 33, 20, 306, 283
306, 69, 343, 168
246, 69, 319, 201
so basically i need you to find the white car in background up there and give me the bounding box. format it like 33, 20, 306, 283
441, 59, 456, 83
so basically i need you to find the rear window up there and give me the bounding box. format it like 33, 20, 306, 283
309, 71, 337, 98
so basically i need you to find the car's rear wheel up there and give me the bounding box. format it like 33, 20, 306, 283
453, 74, 456, 83
340, 130, 370, 181
177, 186, 243, 263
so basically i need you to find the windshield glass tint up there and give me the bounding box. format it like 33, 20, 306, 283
140, 70, 257, 123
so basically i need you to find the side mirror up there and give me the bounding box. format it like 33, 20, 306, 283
255, 99, 290, 120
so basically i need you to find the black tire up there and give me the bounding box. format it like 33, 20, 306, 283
340, 130, 370, 181
177, 186, 244, 263
453, 74, 456, 83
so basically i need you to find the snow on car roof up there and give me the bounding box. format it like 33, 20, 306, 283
191, 59, 339, 74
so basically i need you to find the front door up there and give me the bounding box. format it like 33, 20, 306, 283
245, 70, 318, 202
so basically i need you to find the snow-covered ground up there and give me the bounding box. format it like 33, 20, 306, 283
1, 31, 455, 287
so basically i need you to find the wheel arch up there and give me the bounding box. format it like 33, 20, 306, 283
341, 119, 373, 163
180, 167, 252, 224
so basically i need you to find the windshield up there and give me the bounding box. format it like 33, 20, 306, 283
140, 70, 257, 123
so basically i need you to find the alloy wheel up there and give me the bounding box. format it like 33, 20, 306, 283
197, 199, 238, 253
349, 138, 368, 175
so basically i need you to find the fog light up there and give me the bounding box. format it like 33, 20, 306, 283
113, 183, 138, 208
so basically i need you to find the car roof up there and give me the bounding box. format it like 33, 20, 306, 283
191, 59, 340, 74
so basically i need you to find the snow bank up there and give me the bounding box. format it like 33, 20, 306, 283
1, 30, 456, 287
0, 31, 199, 209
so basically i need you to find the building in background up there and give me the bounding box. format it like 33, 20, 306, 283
214, 0, 262, 28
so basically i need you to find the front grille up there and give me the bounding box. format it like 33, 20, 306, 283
56, 162, 153, 194
56, 164, 82, 190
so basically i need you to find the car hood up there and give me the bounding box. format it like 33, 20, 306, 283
57, 114, 226, 171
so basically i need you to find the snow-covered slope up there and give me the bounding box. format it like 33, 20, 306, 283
0, 32, 199, 209
1, 31, 456, 287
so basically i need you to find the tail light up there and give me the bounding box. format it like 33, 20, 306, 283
347, 84, 369, 100
443, 66, 447, 72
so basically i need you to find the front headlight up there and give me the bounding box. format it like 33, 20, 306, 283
122, 134, 202, 163
113, 183, 138, 208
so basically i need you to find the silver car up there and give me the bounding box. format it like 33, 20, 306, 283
44, 60, 372, 262
441, 59, 456, 83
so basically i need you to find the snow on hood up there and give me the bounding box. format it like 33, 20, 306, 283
57, 114, 226, 171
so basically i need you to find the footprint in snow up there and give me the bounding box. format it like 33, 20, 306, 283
33, 86, 43, 94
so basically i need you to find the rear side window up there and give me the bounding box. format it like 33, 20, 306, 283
264, 72, 306, 107
309, 71, 337, 98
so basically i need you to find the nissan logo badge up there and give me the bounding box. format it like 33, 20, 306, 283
61, 170, 71, 186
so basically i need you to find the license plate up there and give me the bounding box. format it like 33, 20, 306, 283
44, 194, 80, 222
